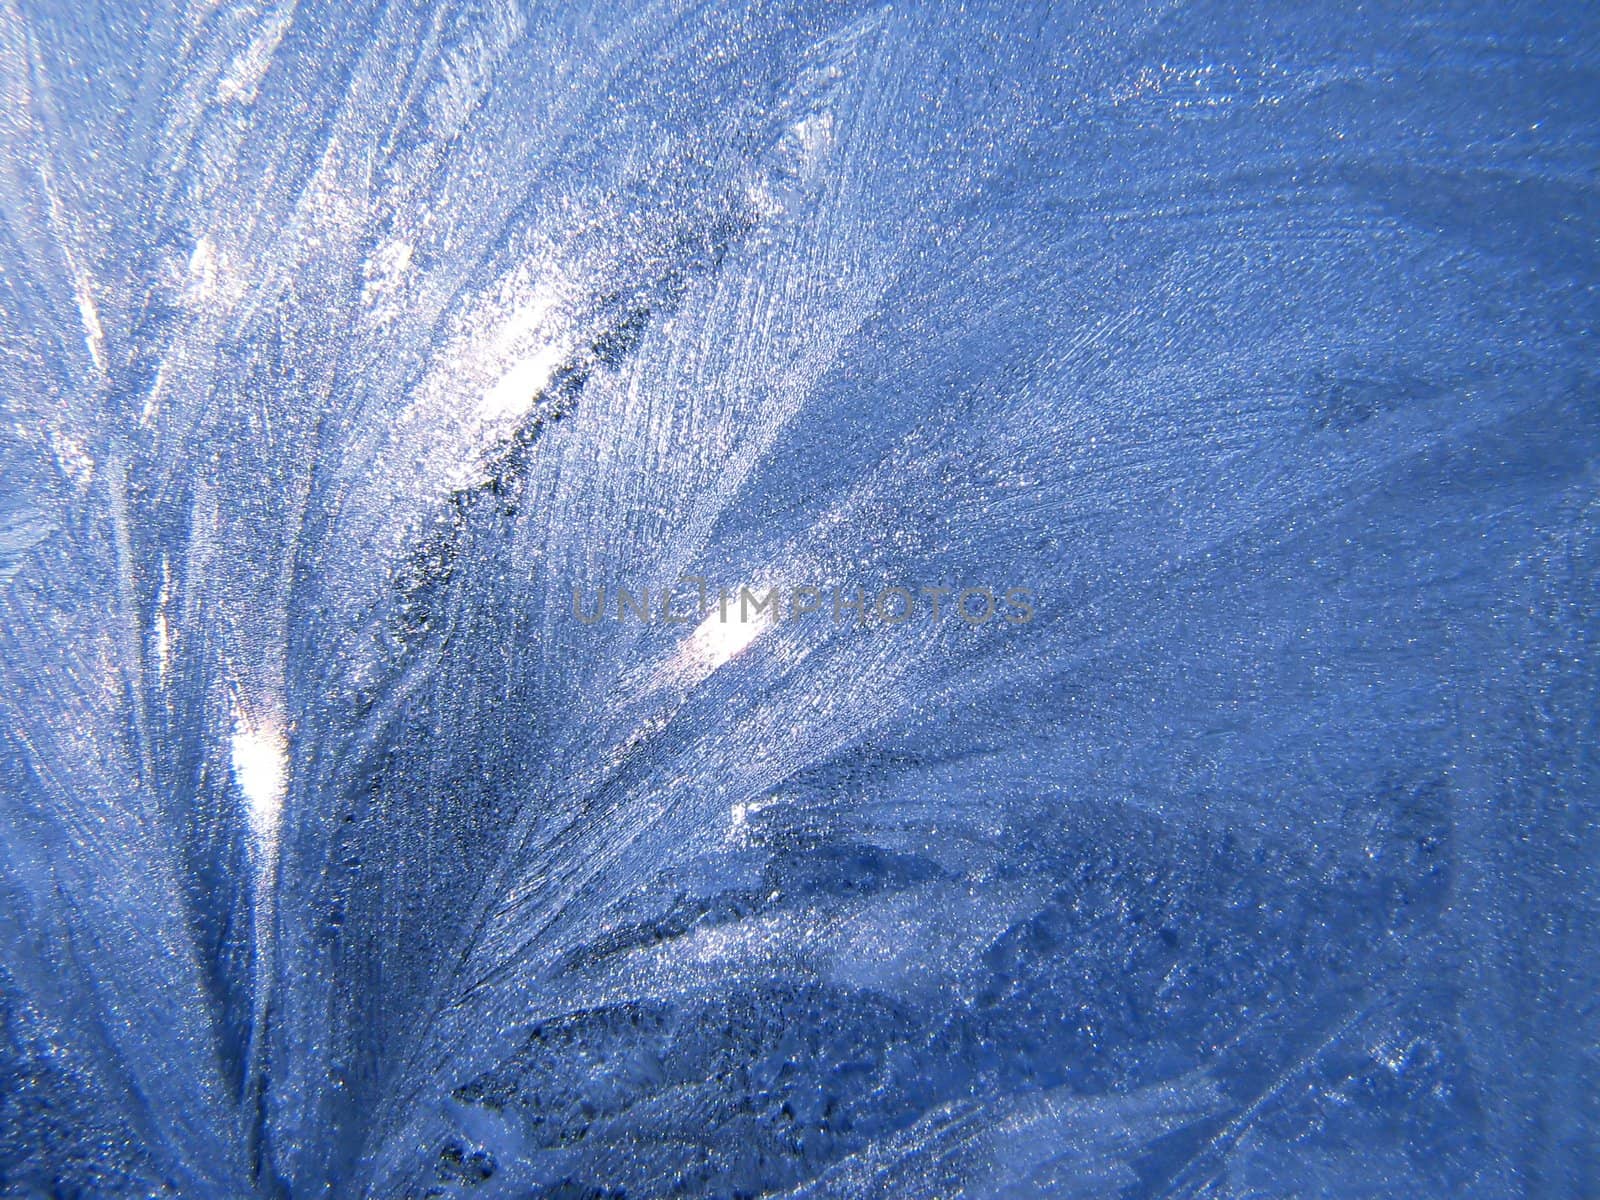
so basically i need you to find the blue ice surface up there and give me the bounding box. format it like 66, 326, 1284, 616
0, 0, 1595, 1197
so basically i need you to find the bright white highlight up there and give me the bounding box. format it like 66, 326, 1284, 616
230, 713, 287, 849
683, 601, 767, 673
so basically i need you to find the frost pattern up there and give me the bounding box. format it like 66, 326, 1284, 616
0, 2, 1596, 1198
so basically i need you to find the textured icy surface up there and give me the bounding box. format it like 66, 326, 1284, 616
0, 1, 1596, 1197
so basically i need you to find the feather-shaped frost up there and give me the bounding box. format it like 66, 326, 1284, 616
0, 1, 1595, 1197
